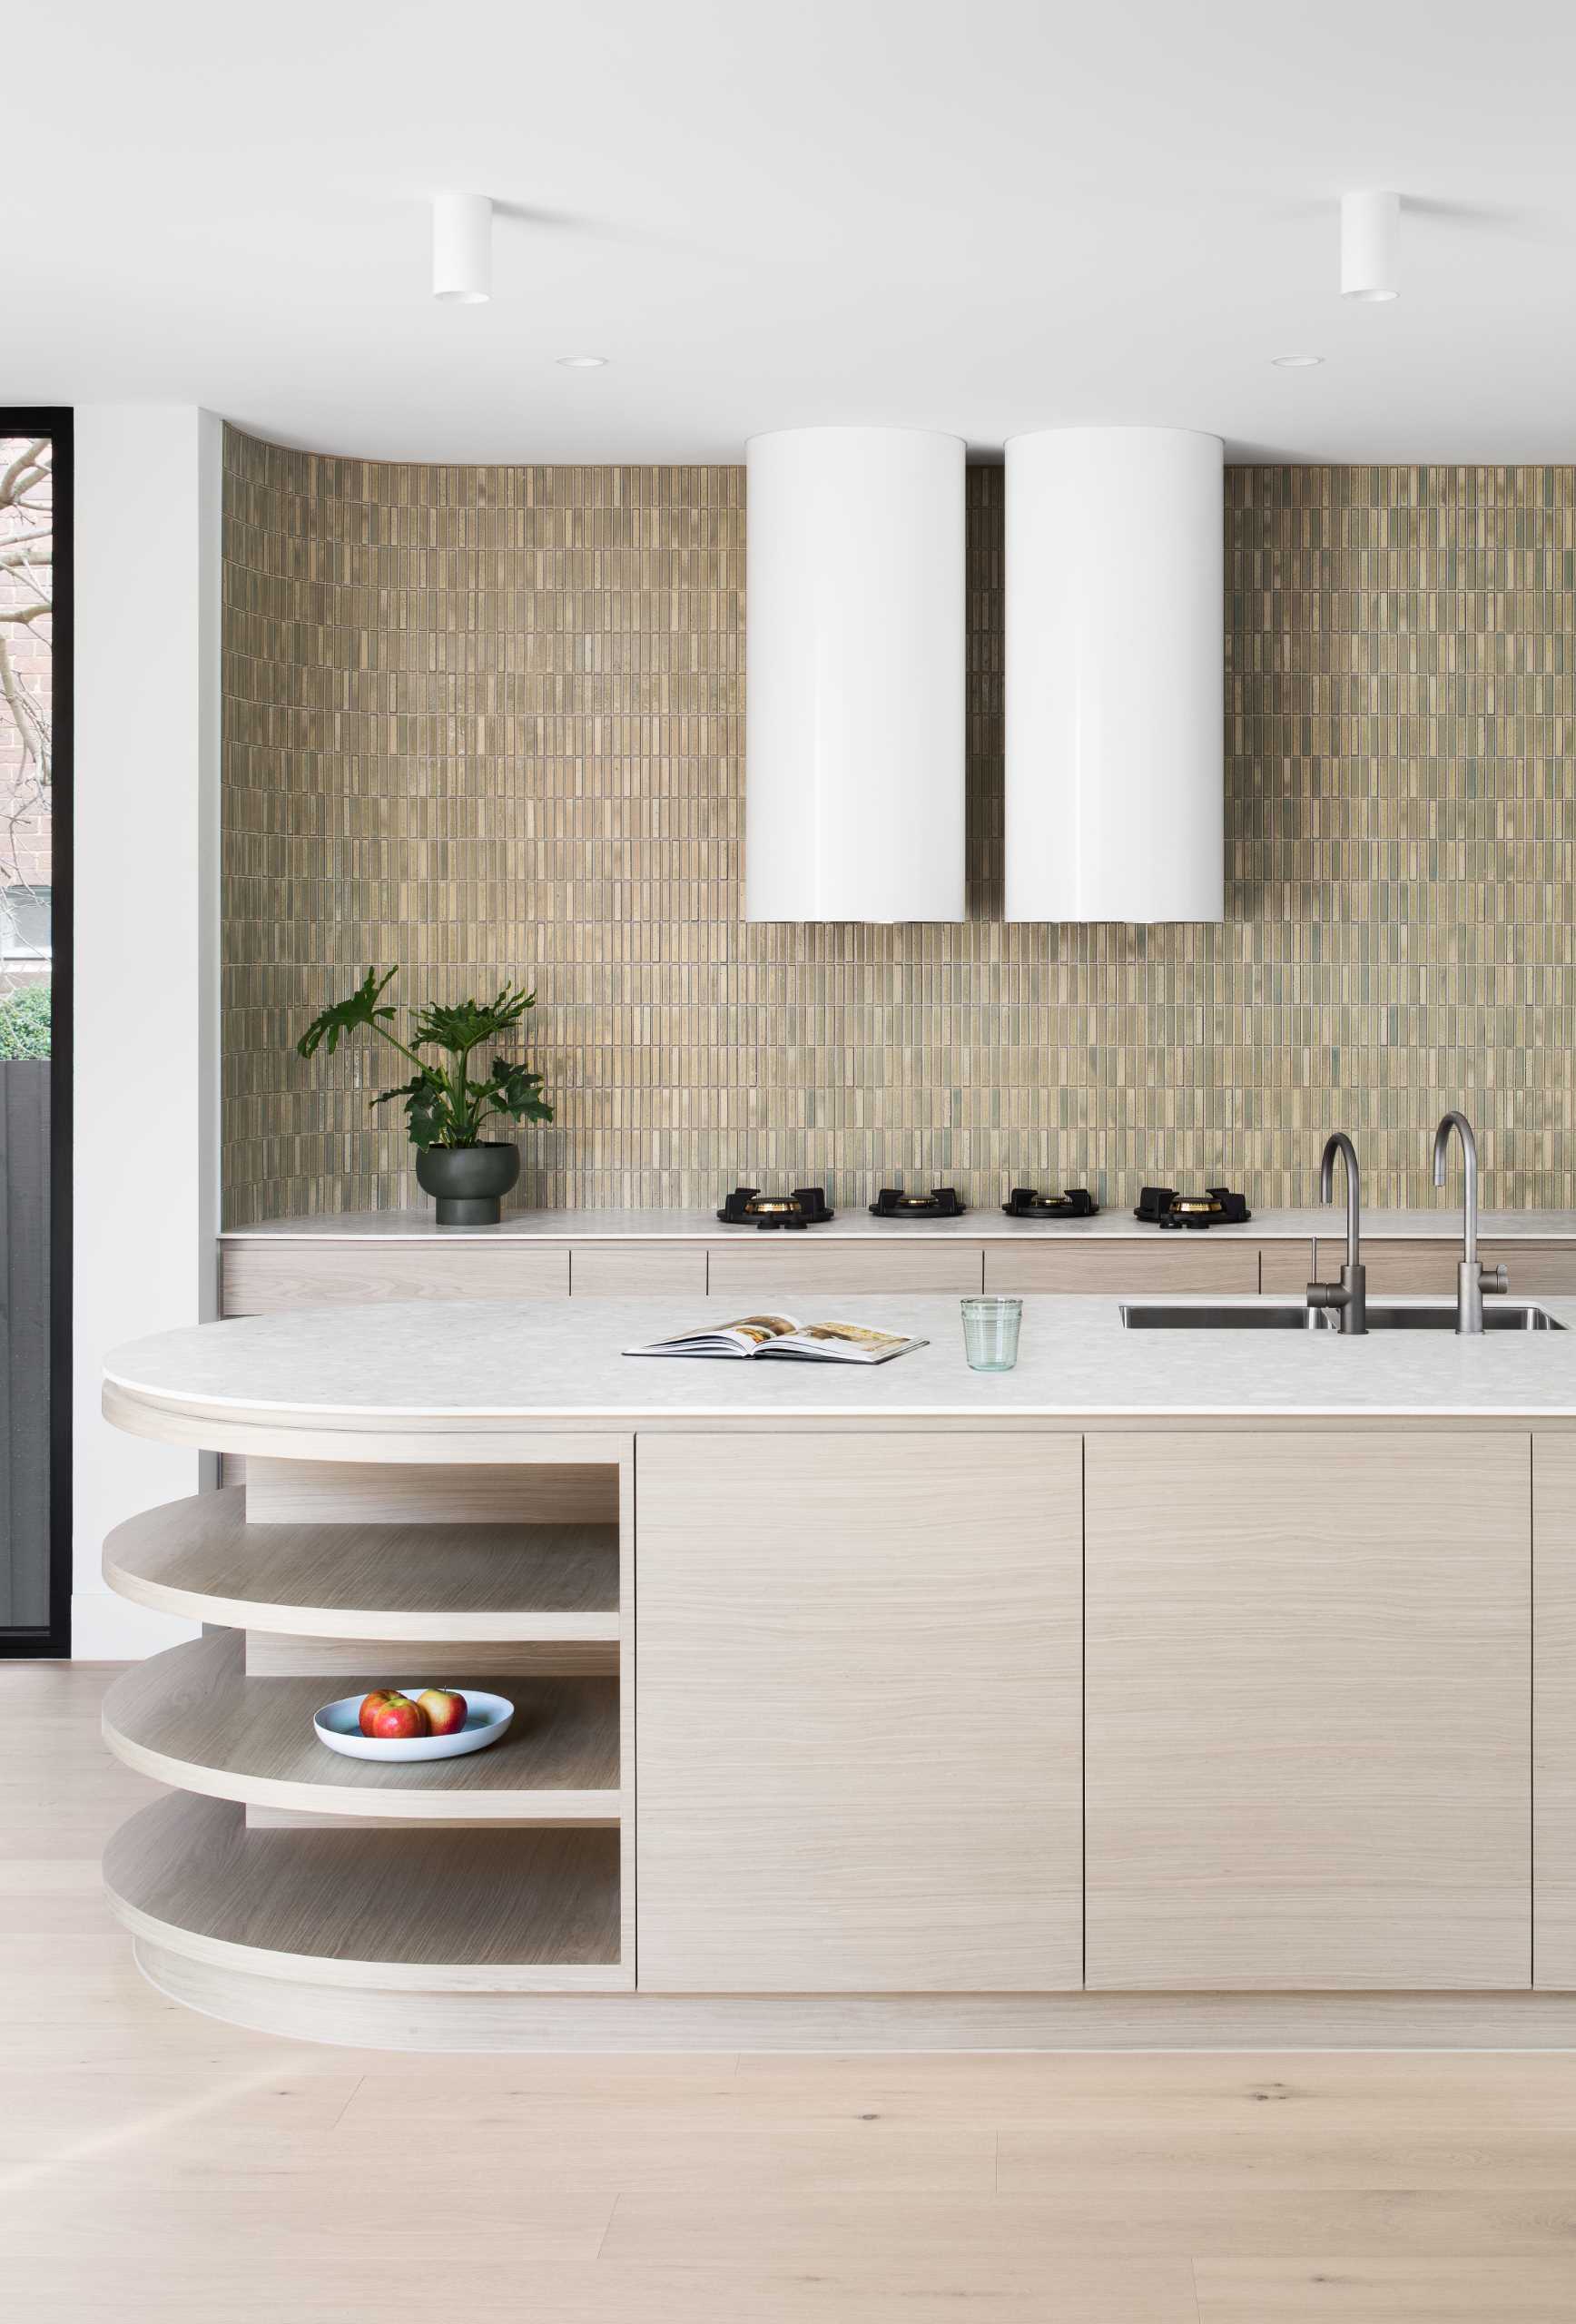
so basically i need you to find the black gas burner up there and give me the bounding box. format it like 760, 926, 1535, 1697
1135, 1184, 1253, 1231
1002, 1187, 1099, 1220
869, 1187, 967, 1219
716, 1186, 833, 1231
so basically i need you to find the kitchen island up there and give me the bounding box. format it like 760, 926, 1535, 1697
99, 1293, 1576, 2051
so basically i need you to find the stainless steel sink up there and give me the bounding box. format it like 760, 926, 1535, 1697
1364, 1303, 1564, 1332
1120, 1302, 1565, 1333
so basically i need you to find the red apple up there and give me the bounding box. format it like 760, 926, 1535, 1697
370, 1696, 430, 1741
358, 1688, 404, 1738
417, 1687, 468, 1738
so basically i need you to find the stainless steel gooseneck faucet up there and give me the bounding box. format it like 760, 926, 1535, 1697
1306, 1130, 1367, 1333
1433, 1109, 1508, 1334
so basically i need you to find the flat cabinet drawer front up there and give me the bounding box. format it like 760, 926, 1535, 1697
705, 1241, 984, 1302
1317, 1238, 1455, 1296
1534, 1436, 1576, 1986
1484, 1240, 1576, 1295
635, 1432, 1083, 1994
1315, 1238, 1576, 1297
1258, 1241, 1317, 1295
222, 1242, 570, 1315
570, 1244, 707, 1298
984, 1241, 1260, 1295
1085, 1430, 1531, 1993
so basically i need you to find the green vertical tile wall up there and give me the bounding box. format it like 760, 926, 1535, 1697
222, 428, 1576, 1222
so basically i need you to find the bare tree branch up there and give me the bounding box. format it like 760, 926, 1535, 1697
0, 438, 47, 512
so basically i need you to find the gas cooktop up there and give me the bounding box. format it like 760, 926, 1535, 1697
1001, 1187, 1099, 1219
1134, 1185, 1253, 1231
869, 1187, 967, 1219
716, 1186, 833, 1230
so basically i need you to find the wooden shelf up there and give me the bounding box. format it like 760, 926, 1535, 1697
103, 1637, 620, 1824
103, 1488, 618, 1642
104, 1793, 625, 1990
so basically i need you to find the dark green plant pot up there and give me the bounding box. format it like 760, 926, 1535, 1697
416, 1142, 521, 1226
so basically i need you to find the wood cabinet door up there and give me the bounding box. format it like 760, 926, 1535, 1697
705, 1241, 983, 1303
983, 1241, 1260, 1295
1534, 1435, 1576, 1986
569, 1244, 707, 1297
635, 1432, 1083, 1993
1086, 1431, 1531, 1992
221, 1241, 569, 1315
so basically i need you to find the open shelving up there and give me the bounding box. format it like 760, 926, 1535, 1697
103, 1488, 618, 1642
102, 1635, 620, 1822
100, 1446, 636, 2028
104, 1794, 624, 1988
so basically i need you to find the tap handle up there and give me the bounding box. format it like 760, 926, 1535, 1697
1479, 1263, 1508, 1296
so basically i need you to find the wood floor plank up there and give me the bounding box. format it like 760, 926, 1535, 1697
1194, 2256, 1576, 2319
603, 2188, 1576, 2266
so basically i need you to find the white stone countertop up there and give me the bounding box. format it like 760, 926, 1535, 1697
217, 1205, 1576, 1245
105, 1292, 1576, 1425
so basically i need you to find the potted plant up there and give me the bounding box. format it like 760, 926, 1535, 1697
297, 968, 554, 1225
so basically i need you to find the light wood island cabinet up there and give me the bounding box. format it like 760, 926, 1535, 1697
635, 1432, 1083, 1993
1085, 1431, 1532, 1991
100, 1293, 1576, 2050
1533, 1434, 1576, 1986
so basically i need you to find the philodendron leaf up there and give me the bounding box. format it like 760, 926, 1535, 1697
413, 985, 537, 1057
296, 967, 399, 1059
372, 1071, 455, 1149
481, 1057, 556, 1126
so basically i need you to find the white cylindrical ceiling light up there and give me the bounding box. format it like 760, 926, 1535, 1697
432, 191, 492, 303
1340, 189, 1400, 300
745, 427, 965, 922
1005, 426, 1224, 923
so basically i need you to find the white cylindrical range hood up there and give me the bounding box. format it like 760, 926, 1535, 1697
1005, 426, 1225, 923
745, 427, 965, 922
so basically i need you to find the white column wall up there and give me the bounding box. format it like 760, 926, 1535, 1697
72, 406, 221, 1656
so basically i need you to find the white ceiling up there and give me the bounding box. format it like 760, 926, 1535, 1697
14, 0, 1576, 464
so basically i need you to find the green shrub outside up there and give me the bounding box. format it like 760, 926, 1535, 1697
0, 983, 51, 1059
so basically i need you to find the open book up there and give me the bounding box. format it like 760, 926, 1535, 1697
624, 1313, 927, 1364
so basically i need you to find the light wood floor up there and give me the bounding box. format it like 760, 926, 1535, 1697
7, 1664, 1576, 2322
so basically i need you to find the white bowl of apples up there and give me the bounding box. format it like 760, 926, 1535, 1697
313, 1685, 514, 1762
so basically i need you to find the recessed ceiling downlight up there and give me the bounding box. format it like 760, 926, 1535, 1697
1272, 353, 1325, 369
556, 354, 609, 369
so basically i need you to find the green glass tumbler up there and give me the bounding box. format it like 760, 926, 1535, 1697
961, 1295, 1022, 1373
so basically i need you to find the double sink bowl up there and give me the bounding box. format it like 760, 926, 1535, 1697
1123, 1303, 1564, 1333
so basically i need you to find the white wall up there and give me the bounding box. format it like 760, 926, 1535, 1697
72, 406, 221, 1657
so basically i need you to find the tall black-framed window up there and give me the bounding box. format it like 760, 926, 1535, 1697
0, 410, 70, 1657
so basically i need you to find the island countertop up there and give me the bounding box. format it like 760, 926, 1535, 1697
105, 1292, 1576, 1432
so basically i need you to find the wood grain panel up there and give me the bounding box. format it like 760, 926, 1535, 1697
244, 1457, 618, 1525
1086, 1430, 1532, 1991
635, 1431, 1082, 1993
705, 1241, 984, 1302
1484, 1240, 1576, 1295
983, 1240, 1260, 1294
1315, 1238, 1457, 1296
103, 1636, 620, 1822
570, 1243, 707, 1297
1534, 1434, 1576, 1986
1259, 1240, 1317, 1294
222, 1240, 569, 1315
